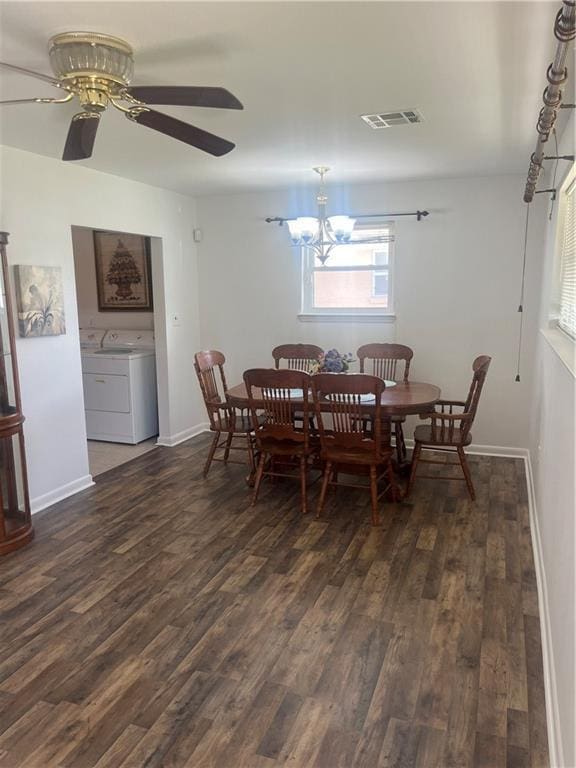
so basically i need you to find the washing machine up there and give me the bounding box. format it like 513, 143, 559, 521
80, 329, 158, 444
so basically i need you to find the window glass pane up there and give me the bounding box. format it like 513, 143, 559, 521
374, 250, 388, 267
313, 268, 389, 308
373, 271, 388, 298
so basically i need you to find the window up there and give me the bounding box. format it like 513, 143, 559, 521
558, 176, 575, 339
301, 224, 394, 316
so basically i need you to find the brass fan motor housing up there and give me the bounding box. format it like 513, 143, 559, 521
48, 32, 135, 110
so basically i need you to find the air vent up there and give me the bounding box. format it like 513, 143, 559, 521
361, 109, 423, 129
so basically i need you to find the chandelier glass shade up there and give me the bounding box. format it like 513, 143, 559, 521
285, 167, 389, 264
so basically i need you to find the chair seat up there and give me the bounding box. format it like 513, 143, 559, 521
414, 424, 472, 447
213, 413, 261, 434
321, 446, 394, 465
258, 437, 315, 456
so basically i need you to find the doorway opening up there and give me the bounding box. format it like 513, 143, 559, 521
71, 226, 166, 478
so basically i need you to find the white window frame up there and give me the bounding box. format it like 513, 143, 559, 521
300, 221, 395, 319
542, 162, 576, 375
556, 170, 575, 340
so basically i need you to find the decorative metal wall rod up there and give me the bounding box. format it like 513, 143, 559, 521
523, 0, 575, 203
352, 211, 429, 221
265, 210, 429, 226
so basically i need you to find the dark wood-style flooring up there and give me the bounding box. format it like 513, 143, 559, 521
0, 435, 549, 767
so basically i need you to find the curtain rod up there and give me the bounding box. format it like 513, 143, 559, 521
523, 0, 575, 203
350, 211, 429, 221
265, 210, 429, 226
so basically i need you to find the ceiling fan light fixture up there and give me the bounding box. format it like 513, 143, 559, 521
48, 32, 134, 85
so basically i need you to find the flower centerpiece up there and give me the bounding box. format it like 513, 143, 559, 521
311, 348, 355, 374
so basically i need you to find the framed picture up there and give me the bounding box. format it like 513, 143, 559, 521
93, 230, 153, 312
14, 265, 66, 337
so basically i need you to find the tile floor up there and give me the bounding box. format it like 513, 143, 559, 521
87, 437, 158, 477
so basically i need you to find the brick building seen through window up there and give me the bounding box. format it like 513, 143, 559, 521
302, 225, 394, 314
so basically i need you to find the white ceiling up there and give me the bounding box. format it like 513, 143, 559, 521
0, 1, 558, 196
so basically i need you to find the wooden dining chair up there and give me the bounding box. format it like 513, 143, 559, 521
272, 344, 324, 372
194, 350, 255, 478
243, 368, 314, 515
311, 373, 399, 526
272, 344, 323, 429
357, 343, 414, 464
406, 355, 492, 500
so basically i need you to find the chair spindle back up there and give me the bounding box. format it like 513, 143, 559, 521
312, 373, 384, 456
272, 344, 324, 374
357, 343, 413, 382
460, 355, 491, 439
430, 402, 459, 443
430, 355, 491, 443
243, 368, 311, 448
194, 350, 229, 431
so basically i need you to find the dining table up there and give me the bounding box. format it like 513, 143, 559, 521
227, 379, 442, 479
226, 380, 441, 418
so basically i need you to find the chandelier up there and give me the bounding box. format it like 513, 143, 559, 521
265, 167, 429, 263
282, 167, 393, 265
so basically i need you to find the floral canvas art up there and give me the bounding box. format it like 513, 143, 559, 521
94, 231, 153, 311
14, 265, 66, 337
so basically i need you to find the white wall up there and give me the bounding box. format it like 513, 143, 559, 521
528, 111, 575, 768
71, 226, 154, 331
0, 145, 205, 509
196, 173, 543, 449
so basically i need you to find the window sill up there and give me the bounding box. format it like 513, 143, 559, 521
540, 327, 575, 377
298, 313, 396, 324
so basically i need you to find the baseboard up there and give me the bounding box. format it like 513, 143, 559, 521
156, 422, 209, 447
465, 443, 529, 459
29, 424, 211, 511
523, 453, 562, 768
30, 474, 94, 514
404, 438, 529, 459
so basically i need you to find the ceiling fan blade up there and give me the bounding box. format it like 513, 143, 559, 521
126, 85, 243, 110
0, 61, 62, 87
129, 108, 235, 156
62, 112, 100, 161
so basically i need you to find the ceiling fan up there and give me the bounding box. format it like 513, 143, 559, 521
0, 31, 243, 161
